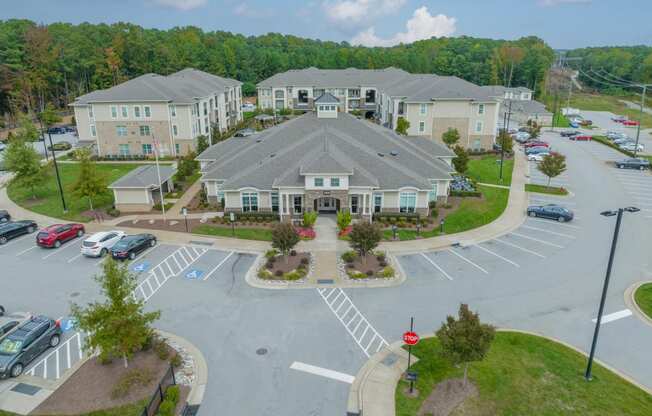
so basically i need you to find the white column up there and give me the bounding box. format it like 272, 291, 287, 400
279, 192, 284, 221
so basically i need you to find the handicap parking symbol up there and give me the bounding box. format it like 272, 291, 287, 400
185, 269, 204, 280
131, 261, 150, 273
59, 318, 77, 332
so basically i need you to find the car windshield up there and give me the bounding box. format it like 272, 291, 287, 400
113, 240, 130, 249
0, 338, 23, 355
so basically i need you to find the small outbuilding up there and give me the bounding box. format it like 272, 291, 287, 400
108, 164, 177, 212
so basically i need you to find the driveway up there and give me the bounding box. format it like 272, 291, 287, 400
580, 110, 651, 155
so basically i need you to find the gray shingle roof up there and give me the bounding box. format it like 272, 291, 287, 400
502, 99, 551, 116
299, 143, 354, 175
72, 68, 240, 105
314, 93, 340, 104
481, 85, 533, 97
109, 165, 177, 189
198, 113, 453, 190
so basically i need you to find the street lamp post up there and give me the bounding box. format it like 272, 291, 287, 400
585, 206, 639, 381
47, 131, 67, 213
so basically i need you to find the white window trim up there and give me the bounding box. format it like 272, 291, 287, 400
419, 121, 425, 133
475, 120, 483, 133
120, 106, 128, 119
134, 105, 142, 118
172, 124, 178, 137
419, 103, 426, 115
144, 105, 151, 118
110, 106, 118, 119
330, 177, 340, 187
314, 177, 324, 187
478, 104, 485, 115
90, 124, 96, 137
88, 105, 94, 119
399, 191, 417, 213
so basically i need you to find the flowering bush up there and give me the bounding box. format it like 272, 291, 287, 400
338, 226, 352, 237
295, 227, 316, 240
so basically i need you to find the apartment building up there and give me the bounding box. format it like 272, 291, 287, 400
481, 85, 553, 126
71, 68, 242, 157
257, 67, 500, 150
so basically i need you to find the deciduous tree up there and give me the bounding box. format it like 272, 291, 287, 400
271, 222, 300, 263
72, 148, 107, 210
395, 118, 410, 135
348, 222, 382, 264
442, 128, 460, 148
538, 152, 567, 187
4, 121, 45, 198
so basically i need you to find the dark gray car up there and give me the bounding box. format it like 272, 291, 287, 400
0, 315, 62, 378
616, 158, 650, 170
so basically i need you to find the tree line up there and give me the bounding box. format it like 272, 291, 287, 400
0, 19, 554, 119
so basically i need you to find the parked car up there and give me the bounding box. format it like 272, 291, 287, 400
619, 142, 644, 152
0, 210, 9, 223
234, 128, 256, 137
569, 121, 580, 128
623, 120, 640, 126
528, 152, 549, 162
47, 127, 66, 135
607, 132, 628, 141
524, 141, 549, 148
0, 220, 38, 245
0, 312, 28, 340
570, 134, 592, 141
527, 204, 574, 222
110, 233, 157, 260
64, 125, 76, 133
615, 158, 651, 170
525, 146, 550, 155
612, 115, 627, 123
560, 130, 579, 137
0, 315, 62, 378
241, 103, 255, 112
47, 141, 72, 151
0, 306, 4, 316
613, 137, 632, 145
580, 119, 593, 126
36, 223, 85, 248
513, 132, 531, 143
81, 230, 126, 258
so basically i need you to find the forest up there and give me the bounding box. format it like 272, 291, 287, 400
0, 19, 556, 118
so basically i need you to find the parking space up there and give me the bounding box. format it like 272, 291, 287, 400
528, 160, 571, 188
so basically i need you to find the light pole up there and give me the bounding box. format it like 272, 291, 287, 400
632, 85, 647, 159
585, 206, 640, 381
499, 100, 513, 182
47, 131, 67, 213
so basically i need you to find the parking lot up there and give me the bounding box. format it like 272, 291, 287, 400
581, 110, 651, 155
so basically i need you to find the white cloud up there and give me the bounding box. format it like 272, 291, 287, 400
323, 0, 407, 23
538, 0, 591, 6
151, 0, 207, 11
233, 3, 274, 18
351, 6, 456, 47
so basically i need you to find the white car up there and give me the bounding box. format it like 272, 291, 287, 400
528, 153, 549, 162
619, 143, 644, 152
80, 230, 126, 257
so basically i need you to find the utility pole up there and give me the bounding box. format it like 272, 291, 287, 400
48, 131, 67, 213
499, 100, 512, 182
633, 85, 647, 159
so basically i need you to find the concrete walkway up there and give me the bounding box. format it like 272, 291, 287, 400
168, 179, 201, 216
305, 215, 340, 284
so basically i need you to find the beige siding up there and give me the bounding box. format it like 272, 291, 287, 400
74, 106, 92, 142
259, 191, 271, 209
95, 120, 174, 156
224, 191, 241, 209
383, 191, 399, 209
113, 188, 150, 204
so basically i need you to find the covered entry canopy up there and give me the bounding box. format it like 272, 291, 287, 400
109, 164, 177, 212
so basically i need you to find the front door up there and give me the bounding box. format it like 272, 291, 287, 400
317, 197, 337, 212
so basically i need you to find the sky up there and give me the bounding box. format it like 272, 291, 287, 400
1, 0, 650, 49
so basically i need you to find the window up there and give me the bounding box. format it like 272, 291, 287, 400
139, 125, 151, 136
287, 87, 293, 94
473, 139, 481, 150
419, 121, 425, 133
142, 144, 153, 155
134, 106, 141, 118
428, 182, 438, 202
350, 195, 359, 214
271, 192, 279, 213
399, 192, 417, 213
175, 143, 180, 155
475, 120, 483, 133
478, 104, 485, 115
275, 100, 285, 109
90, 125, 97, 137
330, 178, 340, 187
338, 89, 346, 96
172, 125, 178, 136
88, 106, 94, 119
373, 193, 382, 213
419, 103, 427, 115
144, 106, 151, 118
111, 106, 118, 119
241, 192, 259, 212
275, 90, 284, 99
203, 102, 208, 116
347, 89, 360, 98
397, 102, 405, 115
293, 196, 302, 214
204, 117, 209, 134
116, 126, 128, 137
170, 105, 176, 117
365, 89, 376, 104
119, 144, 130, 156
120, 106, 128, 118
314, 178, 324, 187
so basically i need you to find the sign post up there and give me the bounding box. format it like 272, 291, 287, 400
403, 317, 420, 394
230, 212, 235, 237
182, 207, 189, 233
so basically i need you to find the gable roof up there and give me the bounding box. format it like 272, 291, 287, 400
72, 68, 241, 106
198, 113, 454, 190
314, 93, 340, 104
109, 165, 177, 189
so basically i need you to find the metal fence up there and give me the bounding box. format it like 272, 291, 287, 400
140, 364, 176, 416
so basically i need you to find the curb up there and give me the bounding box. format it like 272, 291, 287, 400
624, 281, 652, 328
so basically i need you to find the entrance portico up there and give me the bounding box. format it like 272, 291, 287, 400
315, 197, 340, 213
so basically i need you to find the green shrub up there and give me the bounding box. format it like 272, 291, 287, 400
430, 208, 439, 218
265, 249, 278, 259
337, 210, 352, 231
381, 266, 395, 278
341, 251, 357, 263
258, 269, 272, 279
153, 337, 170, 360
106, 208, 120, 217
157, 400, 175, 416
397, 220, 407, 228
170, 352, 183, 368
165, 385, 180, 403
284, 271, 302, 280
302, 211, 318, 228
111, 369, 154, 399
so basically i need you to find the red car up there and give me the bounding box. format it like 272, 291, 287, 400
36, 223, 85, 248
622, 120, 640, 126
524, 141, 549, 148
571, 134, 592, 141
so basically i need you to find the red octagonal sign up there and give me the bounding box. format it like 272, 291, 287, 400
403, 331, 419, 345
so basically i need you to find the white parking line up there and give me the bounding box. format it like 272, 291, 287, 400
290, 362, 355, 384
527, 218, 581, 229
67, 253, 83, 263
510, 232, 564, 248
0, 234, 31, 249
202, 251, 235, 281
15, 245, 38, 256
492, 238, 546, 258
419, 253, 453, 280
521, 225, 576, 239
130, 245, 157, 263
41, 238, 83, 260
475, 245, 520, 267
447, 248, 488, 274
591, 309, 632, 325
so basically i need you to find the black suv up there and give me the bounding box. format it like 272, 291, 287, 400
0, 210, 9, 223
111, 233, 157, 260
0, 316, 62, 378
615, 158, 650, 171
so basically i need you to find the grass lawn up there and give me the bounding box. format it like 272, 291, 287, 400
396, 332, 652, 416
7, 163, 141, 222
554, 112, 571, 128
634, 283, 652, 320
566, 93, 652, 129
0, 400, 147, 416
525, 184, 569, 195
382, 186, 509, 241
466, 155, 514, 186
192, 224, 273, 241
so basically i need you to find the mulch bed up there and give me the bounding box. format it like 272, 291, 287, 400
117, 218, 205, 233
344, 253, 393, 279
186, 191, 220, 213
266, 253, 309, 274
33, 347, 183, 415
417, 377, 478, 416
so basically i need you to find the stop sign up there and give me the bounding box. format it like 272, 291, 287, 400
403, 331, 419, 345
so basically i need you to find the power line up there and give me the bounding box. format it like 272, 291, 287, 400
576, 69, 634, 90
589, 69, 634, 87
